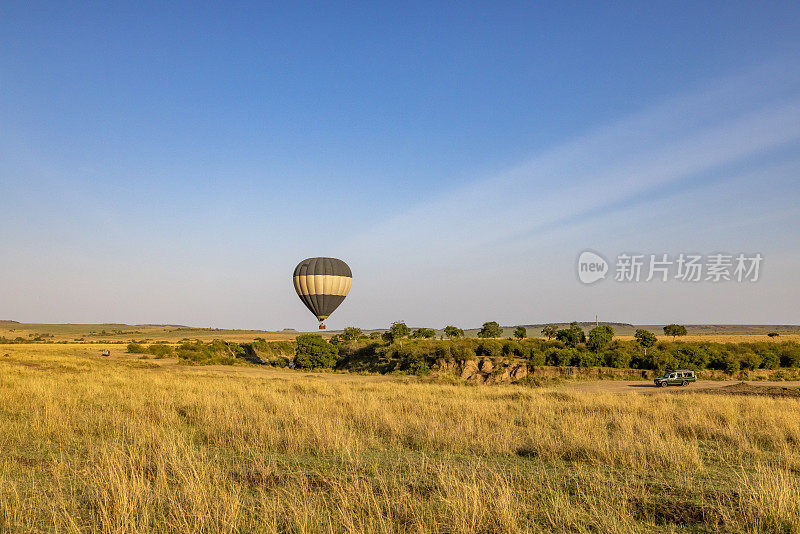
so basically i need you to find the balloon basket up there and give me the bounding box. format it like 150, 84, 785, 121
319, 324, 326, 330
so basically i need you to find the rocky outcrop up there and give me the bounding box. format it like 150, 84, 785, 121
432, 358, 528, 384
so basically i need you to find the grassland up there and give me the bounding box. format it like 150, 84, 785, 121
3, 321, 799, 344
1, 344, 800, 532
0, 322, 299, 343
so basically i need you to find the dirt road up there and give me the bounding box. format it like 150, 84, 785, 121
564, 380, 800, 394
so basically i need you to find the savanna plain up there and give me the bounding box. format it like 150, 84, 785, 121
1, 343, 799, 533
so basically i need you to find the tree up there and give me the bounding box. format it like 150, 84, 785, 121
513, 326, 527, 340
634, 329, 657, 356
477, 321, 503, 338
555, 322, 586, 347
411, 328, 436, 339
587, 325, 614, 352
443, 326, 464, 338
767, 332, 780, 340
294, 334, 339, 369
340, 327, 363, 342
541, 325, 558, 340
383, 321, 410, 342
663, 324, 688, 341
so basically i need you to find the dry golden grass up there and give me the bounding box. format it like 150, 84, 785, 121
1, 345, 799, 532
0, 323, 300, 343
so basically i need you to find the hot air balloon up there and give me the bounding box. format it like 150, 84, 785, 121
293, 257, 352, 329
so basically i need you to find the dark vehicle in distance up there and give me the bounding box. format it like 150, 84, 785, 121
654, 369, 696, 387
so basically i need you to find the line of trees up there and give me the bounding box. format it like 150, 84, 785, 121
135, 322, 798, 377
295, 321, 800, 375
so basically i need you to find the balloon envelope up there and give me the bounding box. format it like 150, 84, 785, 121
293, 257, 352, 324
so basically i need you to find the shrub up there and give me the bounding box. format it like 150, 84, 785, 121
604, 348, 631, 369
502, 341, 523, 356
295, 334, 339, 369
546, 348, 578, 367
527, 349, 546, 366
649, 350, 679, 374
176, 340, 232, 365
147, 343, 173, 358
265, 356, 290, 367
127, 343, 147, 354
739, 351, 762, 371
556, 323, 586, 347
397, 346, 430, 376
476, 340, 503, 358
761, 351, 780, 369
779, 344, 800, 367
587, 325, 614, 352
570, 349, 600, 368
671, 345, 709, 370
448, 342, 477, 360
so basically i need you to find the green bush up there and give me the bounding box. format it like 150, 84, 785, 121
671, 344, 710, 370
127, 343, 147, 354
779, 344, 800, 367
147, 343, 173, 358
570, 349, 600, 368
604, 348, 631, 369
502, 341, 523, 356
546, 348, 578, 367
761, 351, 780, 369
556, 322, 586, 347
476, 340, 503, 358
397, 345, 430, 376
448, 341, 477, 360
327, 336, 800, 374
587, 325, 614, 352
295, 334, 339, 369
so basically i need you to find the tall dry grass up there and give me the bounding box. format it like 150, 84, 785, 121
0, 346, 799, 532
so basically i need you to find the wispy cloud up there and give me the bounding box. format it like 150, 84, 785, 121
346, 61, 800, 262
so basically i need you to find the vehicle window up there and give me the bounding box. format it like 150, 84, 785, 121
669, 374, 675, 378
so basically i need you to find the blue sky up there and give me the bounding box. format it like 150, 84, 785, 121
2, 2, 799, 329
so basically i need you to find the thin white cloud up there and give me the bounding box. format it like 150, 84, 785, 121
345, 62, 800, 262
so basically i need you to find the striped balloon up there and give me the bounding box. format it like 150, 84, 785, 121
293, 257, 352, 329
